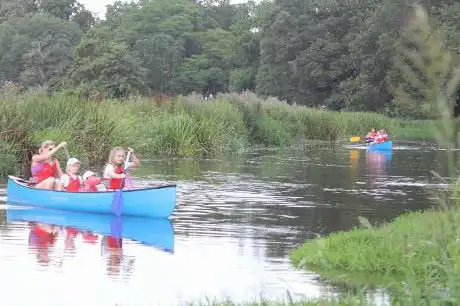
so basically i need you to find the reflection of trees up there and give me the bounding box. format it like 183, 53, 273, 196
173, 146, 441, 261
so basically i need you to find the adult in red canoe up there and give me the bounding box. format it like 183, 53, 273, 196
30, 140, 67, 190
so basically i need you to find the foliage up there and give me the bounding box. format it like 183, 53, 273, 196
290, 4, 460, 304
3, 0, 460, 118
0, 90, 431, 177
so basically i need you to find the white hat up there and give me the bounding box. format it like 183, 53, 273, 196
83, 170, 96, 181
67, 157, 81, 166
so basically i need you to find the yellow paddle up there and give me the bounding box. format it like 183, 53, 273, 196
350, 136, 361, 143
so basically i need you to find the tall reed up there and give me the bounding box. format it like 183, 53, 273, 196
0, 88, 433, 177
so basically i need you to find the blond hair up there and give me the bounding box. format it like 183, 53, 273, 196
107, 146, 125, 164
38, 140, 55, 154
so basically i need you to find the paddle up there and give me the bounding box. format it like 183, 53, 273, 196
111, 150, 132, 217
63, 147, 71, 160
350, 136, 361, 143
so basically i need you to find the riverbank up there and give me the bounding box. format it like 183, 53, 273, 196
186, 297, 367, 305
0, 91, 433, 176
290, 205, 460, 302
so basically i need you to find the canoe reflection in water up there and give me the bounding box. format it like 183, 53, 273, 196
8, 206, 175, 273
366, 150, 393, 187
27, 222, 60, 266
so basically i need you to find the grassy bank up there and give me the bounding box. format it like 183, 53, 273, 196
185, 297, 367, 306
290, 206, 460, 302
0, 90, 433, 176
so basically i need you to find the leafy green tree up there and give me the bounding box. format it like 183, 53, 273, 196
68, 26, 147, 98
0, 14, 81, 88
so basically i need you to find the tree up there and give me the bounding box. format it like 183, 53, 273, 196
0, 14, 81, 88
68, 26, 147, 98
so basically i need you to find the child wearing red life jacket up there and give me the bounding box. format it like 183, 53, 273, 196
365, 128, 377, 143
80, 170, 104, 192
374, 129, 389, 144
102, 147, 140, 190
61, 158, 83, 192
30, 140, 67, 190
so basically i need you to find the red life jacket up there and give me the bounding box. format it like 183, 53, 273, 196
375, 134, 388, 143
66, 175, 81, 192
33, 161, 57, 184
106, 236, 122, 249
108, 164, 125, 190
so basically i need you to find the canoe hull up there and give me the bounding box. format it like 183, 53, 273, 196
6, 176, 177, 218
6, 207, 174, 253
367, 141, 393, 151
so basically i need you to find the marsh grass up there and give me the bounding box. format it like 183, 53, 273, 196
0, 87, 432, 176
184, 293, 370, 306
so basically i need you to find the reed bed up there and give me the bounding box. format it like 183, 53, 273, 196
0, 90, 431, 177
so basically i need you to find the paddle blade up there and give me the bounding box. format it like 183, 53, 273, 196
111, 190, 123, 217
110, 216, 123, 239
350, 136, 361, 142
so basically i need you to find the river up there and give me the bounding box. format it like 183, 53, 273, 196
0, 141, 447, 305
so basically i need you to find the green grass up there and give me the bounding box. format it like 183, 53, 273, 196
0, 90, 434, 177
291, 209, 457, 278
290, 206, 460, 302
183, 295, 369, 306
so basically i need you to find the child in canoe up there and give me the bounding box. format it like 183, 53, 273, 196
365, 129, 377, 143
30, 140, 67, 190
374, 129, 389, 144
61, 157, 83, 192
80, 170, 104, 192
102, 147, 140, 190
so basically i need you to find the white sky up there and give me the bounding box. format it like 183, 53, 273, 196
79, 0, 115, 17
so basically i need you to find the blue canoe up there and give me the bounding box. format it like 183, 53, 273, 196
7, 176, 177, 218
367, 140, 393, 151
6, 207, 175, 253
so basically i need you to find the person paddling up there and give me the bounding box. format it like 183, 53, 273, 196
365, 128, 377, 143
102, 147, 140, 191
373, 129, 389, 144
30, 140, 67, 190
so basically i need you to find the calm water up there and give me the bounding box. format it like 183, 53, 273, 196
0, 141, 450, 305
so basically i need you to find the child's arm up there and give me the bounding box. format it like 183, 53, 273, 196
127, 147, 140, 169
32, 142, 67, 163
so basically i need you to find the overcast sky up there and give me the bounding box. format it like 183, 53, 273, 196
79, 0, 113, 17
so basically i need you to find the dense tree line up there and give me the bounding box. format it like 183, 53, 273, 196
1, 0, 459, 118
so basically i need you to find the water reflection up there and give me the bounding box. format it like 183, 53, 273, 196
6, 207, 174, 275
366, 150, 393, 188
0, 144, 453, 305
28, 222, 60, 266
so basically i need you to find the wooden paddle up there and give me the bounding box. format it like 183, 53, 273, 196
111, 151, 132, 217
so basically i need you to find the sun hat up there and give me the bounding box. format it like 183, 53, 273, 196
83, 170, 96, 181
67, 157, 81, 166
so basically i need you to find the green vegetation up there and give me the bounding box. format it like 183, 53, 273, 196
0, 90, 433, 177
290, 4, 460, 304
185, 297, 367, 306
291, 208, 460, 283
1, 0, 460, 120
